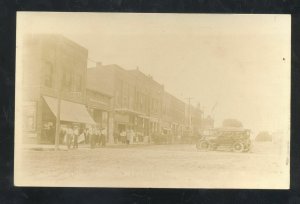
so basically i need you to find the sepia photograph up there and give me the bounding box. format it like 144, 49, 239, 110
14, 12, 290, 189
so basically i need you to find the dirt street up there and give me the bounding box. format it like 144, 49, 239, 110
15, 142, 289, 189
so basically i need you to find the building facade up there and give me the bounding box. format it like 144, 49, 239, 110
128, 69, 164, 141
87, 64, 165, 143
184, 103, 203, 142
162, 91, 185, 143
86, 65, 114, 143
190, 105, 203, 135
21, 35, 205, 146
22, 34, 94, 144
87, 63, 205, 144
86, 88, 112, 142
87, 64, 138, 143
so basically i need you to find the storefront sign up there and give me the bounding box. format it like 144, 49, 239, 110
115, 113, 129, 123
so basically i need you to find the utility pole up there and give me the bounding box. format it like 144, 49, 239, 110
148, 88, 153, 144
55, 77, 62, 150
185, 97, 193, 130
54, 40, 61, 151
185, 97, 193, 143
148, 90, 151, 144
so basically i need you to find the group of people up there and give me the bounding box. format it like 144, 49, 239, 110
60, 125, 107, 150
84, 126, 107, 149
114, 129, 145, 144
60, 125, 80, 149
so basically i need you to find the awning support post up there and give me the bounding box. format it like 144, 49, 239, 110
55, 93, 61, 150
54, 41, 61, 151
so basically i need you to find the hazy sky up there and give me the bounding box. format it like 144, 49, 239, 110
17, 12, 290, 134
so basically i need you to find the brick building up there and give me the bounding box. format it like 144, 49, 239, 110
184, 103, 203, 141
128, 69, 164, 140
21, 35, 205, 145
190, 105, 203, 134
86, 63, 205, 144
87, 64, 165, 143
22, 34, 95, 144
86, 66, 113, 143
161, 91, 185, 143
87, 64, 138, 143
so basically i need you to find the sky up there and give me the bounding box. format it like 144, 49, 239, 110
17, 12, 291, 134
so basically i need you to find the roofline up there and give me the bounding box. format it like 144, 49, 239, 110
86, 88, 113, 98
127, 69, 164, 87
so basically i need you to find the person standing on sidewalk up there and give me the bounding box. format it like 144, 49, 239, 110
87, 127, 92, 146
66, 125, 74, 150
59, 127, 66, 145
101, 127, 106, 147
114, 130, 119, 144
90, 127, 96, 149
73, 126, 79, 149
83, 128, 88, 144
120, 130, 126, 144
126, 129, 134, 145
95, 127, 100, 147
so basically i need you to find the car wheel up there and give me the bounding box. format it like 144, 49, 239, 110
232, 142, 244, 153
196, 140, 210, 151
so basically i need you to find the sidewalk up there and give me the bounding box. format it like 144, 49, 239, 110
22, 142, 155, 151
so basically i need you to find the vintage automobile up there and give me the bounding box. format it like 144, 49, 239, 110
196, 127, 252, 152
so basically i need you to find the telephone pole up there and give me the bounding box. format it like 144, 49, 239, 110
55, 76, 62, 151
54, 40, 61, 151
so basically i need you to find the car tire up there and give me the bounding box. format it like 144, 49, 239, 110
196, 140, 210, 151
232, 142, 244, 153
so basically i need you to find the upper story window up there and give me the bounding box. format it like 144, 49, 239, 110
44, 62, 53, 88
62, 69, 72, 91
74, 73, 82, 92
115, 91, 121, 106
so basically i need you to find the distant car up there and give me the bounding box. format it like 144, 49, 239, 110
196, 127, 251, 152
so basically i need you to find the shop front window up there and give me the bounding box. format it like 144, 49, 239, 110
24, 115, 35, 131
74, 74, 82, 92
62, 70, 72, 91
23, 102, 37, 131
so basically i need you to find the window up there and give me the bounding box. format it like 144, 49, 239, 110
23, 102, 36, 131
44, 62, 53, 87
62, 69, 72, 91
74, 73, 82, 92
151, 98, 154, 110
115, 91, 121, 106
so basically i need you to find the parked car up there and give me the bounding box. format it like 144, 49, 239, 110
196, 127, 252, 152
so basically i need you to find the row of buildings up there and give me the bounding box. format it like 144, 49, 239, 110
21, 34, 214, 145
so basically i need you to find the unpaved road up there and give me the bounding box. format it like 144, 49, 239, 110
15, 142, 289, 188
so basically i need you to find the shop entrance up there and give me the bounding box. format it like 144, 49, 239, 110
118, 124, 126, 132
41, 100, 56, 144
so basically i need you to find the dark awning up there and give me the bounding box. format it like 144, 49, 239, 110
43, 96, 96, 125
115, 108, 143, 115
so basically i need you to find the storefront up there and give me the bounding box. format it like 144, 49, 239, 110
86, 94, 112, 143
114, 111, 130, 133
22, 101, 38, 144
41, 95, 96, 144
114, 109, 153, 143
